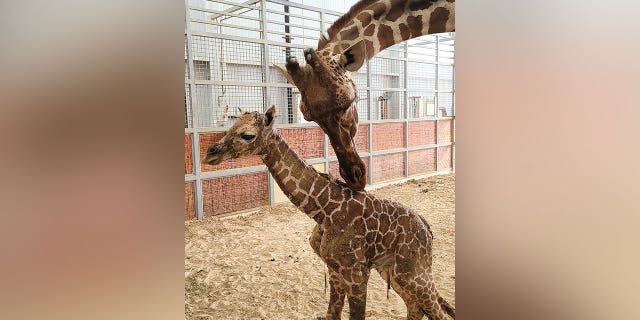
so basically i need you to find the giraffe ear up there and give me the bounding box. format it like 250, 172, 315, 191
272, 64, 295, 84
340, 39, 366, 72
238, 107, 244, 114
264, 105, 276, 127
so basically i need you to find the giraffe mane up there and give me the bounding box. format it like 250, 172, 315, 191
318, 0, 377, 50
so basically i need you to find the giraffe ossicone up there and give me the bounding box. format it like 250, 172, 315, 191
202, 106, 454, 320
273, 0, 455, 191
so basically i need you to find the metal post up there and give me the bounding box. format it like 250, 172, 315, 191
404, 42, 409, 177
450, 33, 456, 171
434, 35, 440, 172
185, 0, 205, 220
366, 60, 374, 185
260, 0, 276, 204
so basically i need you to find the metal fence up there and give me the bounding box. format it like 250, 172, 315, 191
184, 0, 454, 128
184, 0, 455, 219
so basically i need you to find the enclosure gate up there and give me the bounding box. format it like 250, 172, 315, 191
184, 0, 455, 220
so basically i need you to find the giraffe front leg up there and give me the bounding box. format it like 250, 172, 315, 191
324, 268, 347, 320
344, 264, 371, 320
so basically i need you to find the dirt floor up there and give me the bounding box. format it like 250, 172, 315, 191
185, 173, 455, 320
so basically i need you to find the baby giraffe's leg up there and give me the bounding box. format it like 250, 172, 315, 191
344, 264, 371, 320
325, 268, 347, 320
379, 268, 424, 320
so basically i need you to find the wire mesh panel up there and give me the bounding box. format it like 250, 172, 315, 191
193, 85, 265, 127
185, 84, 193, 128
371, 90, 404, 120
370, 57, 404, 89
185, 1, 454, 128
189, 0, 263, 38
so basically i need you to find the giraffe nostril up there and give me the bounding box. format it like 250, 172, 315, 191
352, 167, 363, 181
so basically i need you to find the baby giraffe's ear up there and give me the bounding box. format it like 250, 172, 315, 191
264, 105, 276, 128
238, 107, 244, 114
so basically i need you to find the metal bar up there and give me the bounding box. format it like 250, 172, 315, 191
266, 20, 322, 32
266, 9, 322, 22
403, 42, 409, 177
201, 0, 261, 12
191, 19, 262, 32
190, 30, 316, 49
434, 35, 440, 172
191, 6, 262, 21
267, 0, 342, 16
185, 0, 204, 220
368, 122, 374, 184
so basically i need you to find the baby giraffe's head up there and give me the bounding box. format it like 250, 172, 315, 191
202, 105, 276, 166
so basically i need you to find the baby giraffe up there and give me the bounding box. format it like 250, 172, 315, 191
202, 106, 454, 320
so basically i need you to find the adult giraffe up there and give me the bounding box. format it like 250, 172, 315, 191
274, 0, 455, 191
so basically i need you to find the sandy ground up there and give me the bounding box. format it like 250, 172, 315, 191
185, 173, 455, 320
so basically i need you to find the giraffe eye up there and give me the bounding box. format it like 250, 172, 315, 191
240, 133, 256, 141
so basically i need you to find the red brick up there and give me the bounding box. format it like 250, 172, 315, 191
438, 146, 452, 169
408, 149, 436, 175
372, 153, 405, 182
278, 127, 324, 159
185, 134, 193, 175
199, 133, 263, 172
438, 120, 452, 143
328, 124, 370, 156
408, 121, 436, 147
202, 172, 269, 216
328, 157, 370, 184
373, 123, 405, 151
185, 182, 195, 220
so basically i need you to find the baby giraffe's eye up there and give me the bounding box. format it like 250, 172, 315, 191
240, 133, 256, 141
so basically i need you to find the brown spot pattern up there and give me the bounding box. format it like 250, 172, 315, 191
377, 24, 395, 52
429, 7, 450, 34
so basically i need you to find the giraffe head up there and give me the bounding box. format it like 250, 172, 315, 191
202, 106, 276, 166
273, 41, 367, 190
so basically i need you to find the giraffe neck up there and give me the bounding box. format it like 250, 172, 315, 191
319, 0, 455, 60
260, 131, 333, 223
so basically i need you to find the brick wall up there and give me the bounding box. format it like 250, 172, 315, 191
373, 123, 405, 151
372, 152, 405, 182
438, 145, 452, 169
408, 121, 436, 147
185, 182, 195, 220
279, 127, 324, 159
202, 172, 269, 217
408, 149, 436, 175
438, 119, 452, 143
185, 122, 453, 220
185, 134, 193, 175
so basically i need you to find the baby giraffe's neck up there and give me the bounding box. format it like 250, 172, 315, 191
260, 131, 337, 223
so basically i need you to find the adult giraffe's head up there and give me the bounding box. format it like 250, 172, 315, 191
273, 42, 368, 191
272, 0, 455, 191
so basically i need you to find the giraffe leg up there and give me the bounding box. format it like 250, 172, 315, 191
325, 268, 347, 320
344, 264, 371, 320
378, 267, 424, 320
393, 269, 453, 320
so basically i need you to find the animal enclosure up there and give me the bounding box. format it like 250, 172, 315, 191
184, 0, 455, 219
